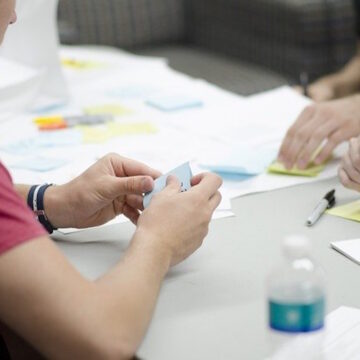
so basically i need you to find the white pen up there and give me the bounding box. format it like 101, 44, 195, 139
306, 189, 336, 227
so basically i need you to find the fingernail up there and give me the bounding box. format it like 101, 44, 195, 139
142, 177, 153, 192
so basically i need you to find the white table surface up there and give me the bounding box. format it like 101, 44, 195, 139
53, 176, 360, 360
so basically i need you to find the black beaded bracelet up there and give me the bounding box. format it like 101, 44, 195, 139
27, 184, 57, 234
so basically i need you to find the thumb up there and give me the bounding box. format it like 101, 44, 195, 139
161, 175, 181, 195
110, 176, 154, 196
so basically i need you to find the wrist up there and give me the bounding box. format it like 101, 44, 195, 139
43, 184, 72, 229
131, 228, 172, 276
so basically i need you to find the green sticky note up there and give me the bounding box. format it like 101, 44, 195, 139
84, 104, 133, 116
268, 161, 326, 177
327, 200, 360, 222
79, 126, 111, 144
107, 121, 158, 136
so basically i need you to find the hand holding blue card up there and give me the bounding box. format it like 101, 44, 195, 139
143, 162, 193, 208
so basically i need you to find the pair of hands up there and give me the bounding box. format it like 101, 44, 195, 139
45, 153, 222, 267
277, 91, 360, 192
278, 95, 360, 170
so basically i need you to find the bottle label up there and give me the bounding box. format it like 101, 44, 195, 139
269, 297, 325, 333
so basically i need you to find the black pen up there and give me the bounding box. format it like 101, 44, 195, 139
306, 189, 336, 226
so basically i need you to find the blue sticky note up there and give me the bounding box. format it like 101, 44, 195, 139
1, 129, 82, 155
143, 162, 193, 208
10, 156, 69, 172
107, 85, 158, 99
201, 145, 278, 176
214, 171, 255, 182
145, 95, 203, 112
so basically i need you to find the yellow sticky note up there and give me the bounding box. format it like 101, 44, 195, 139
61, 58, 103, 70
84, 104, 133, 117
79, 126, 111, 144
268, 161, 326, 177
107, 122, 158, 136
327, 200, 360, 222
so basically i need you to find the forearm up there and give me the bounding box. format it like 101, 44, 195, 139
335, 54, 360, 92
14, 184, 31, 202
93, 230, 170, 354
0, 234, 170, 359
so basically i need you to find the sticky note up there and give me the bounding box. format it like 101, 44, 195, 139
331, 239, 360, 265
202, 146, 278, 176
61, 58, 104, 70
84, 104, 133, 117
145, 95, 202, 112
33, 130, 83, 147
268, 161, 326, 177
79, 127, 112, 144
1, 130, 82, 155
107, 85, 158, 99
143, 162, 193, 208
327, 200, 360, 223
107, 122, 158, 136
10, 156, 68, 172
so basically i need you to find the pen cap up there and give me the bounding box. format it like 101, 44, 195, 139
282, 235, 311, 259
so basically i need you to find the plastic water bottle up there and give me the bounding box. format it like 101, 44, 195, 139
267, 235, 326, 359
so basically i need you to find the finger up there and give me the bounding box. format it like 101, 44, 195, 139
122, 204, 140, 225
160, 175, 182, 195
342, 152, 360, 184
339, 168, 360, 192
190, 173, 223, 199
314, 128, 350, 164
208, 191, 222, 212
107, 153, 162, 179
296, 118, 338, 169
126, 194, 144, 211
191, 173, 205, 187
349, 137, 360, 173
278, 105, 316, 164
109, 175, 154, 196
283, 118, 320, 169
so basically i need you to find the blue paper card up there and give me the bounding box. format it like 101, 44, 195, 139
145, 95, 203, 112
143, 162, 193, 208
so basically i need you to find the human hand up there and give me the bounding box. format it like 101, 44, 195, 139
306, 74, 342, 102
44, 153, 161, 229
293, 75, 338, 102
338, 137, 360, 192
135, 172, 222, 267
278, 95, 360, 170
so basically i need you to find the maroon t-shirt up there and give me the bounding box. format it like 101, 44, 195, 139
0, 162, 46, 355
0, 162, 46, 254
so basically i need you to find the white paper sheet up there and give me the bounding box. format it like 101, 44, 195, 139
331, 239, 360, 265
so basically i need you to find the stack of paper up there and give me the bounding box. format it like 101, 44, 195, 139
331, 238, 360, 265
